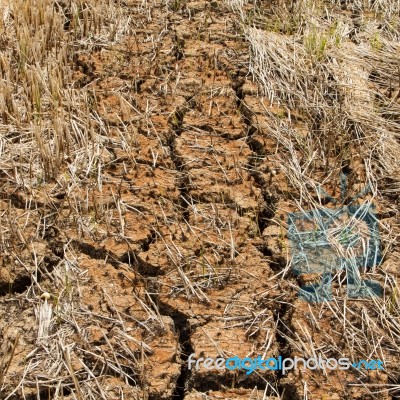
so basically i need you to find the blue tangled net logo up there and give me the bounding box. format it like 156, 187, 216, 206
288, 173, 383, 302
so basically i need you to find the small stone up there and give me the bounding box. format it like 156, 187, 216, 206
0, 268, 11, 283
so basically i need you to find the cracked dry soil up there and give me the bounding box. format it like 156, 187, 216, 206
0, 0, 398, 399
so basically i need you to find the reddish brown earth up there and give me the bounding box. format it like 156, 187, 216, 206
0, 0, 399, 399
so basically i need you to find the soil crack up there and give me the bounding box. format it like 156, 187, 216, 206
157, 301, 194, 399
